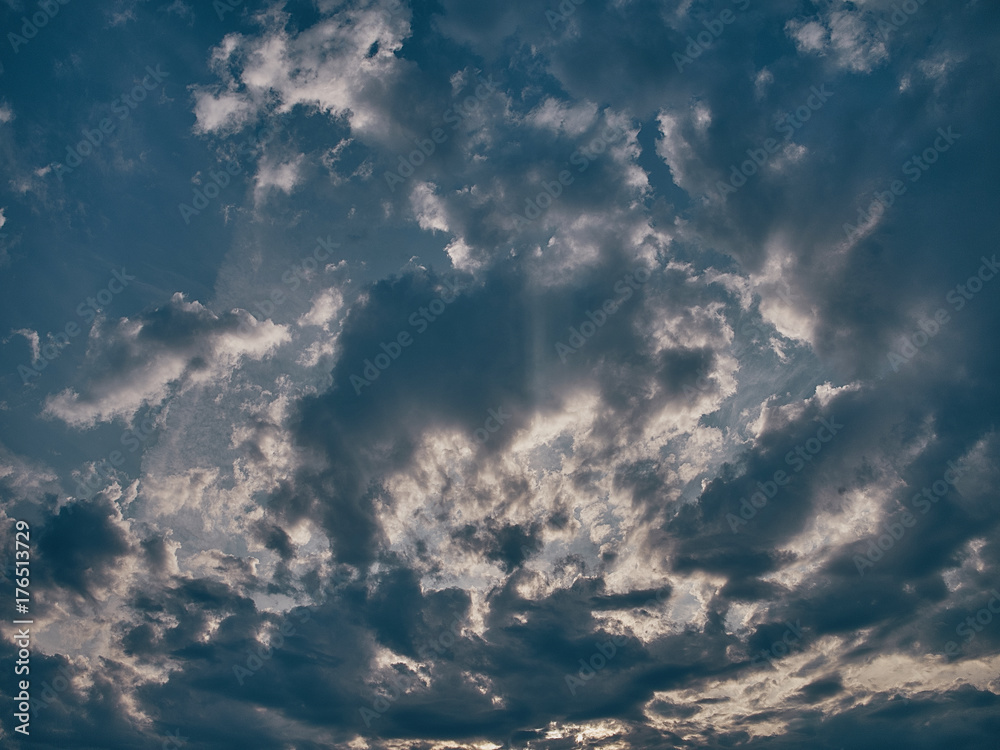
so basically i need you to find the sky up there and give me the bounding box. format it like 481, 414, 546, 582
0, 0, 999, 748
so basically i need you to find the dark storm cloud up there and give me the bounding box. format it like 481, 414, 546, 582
35, 495, 130, 600
276, 252, 716, 566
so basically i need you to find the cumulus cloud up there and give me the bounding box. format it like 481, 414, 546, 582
43, 294, 290, 428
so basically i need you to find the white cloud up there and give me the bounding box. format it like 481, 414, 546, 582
526, 97, 599, 137
191, 4, 413, 142
786, 9, 888, 73
253, 153, 306, 204
192, 90, 254, 134
42, 294, 290, 428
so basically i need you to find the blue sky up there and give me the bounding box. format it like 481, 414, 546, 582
1, 1, 999, 748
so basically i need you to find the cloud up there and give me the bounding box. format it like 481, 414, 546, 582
786, 8, 889, 74
42, 294, 290, 428
5, 0, 1000, 747
190, 2, 414, 143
